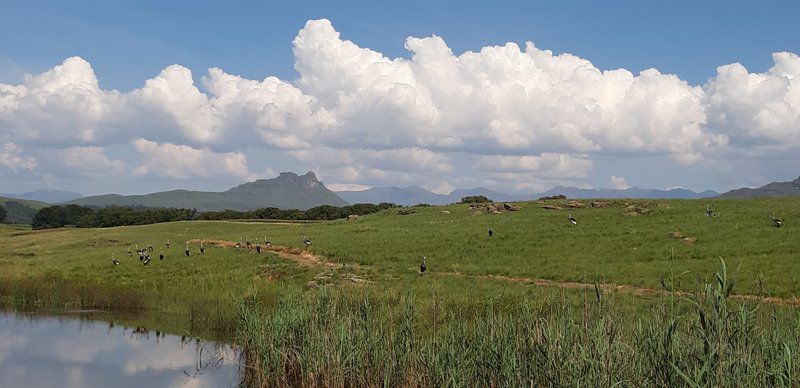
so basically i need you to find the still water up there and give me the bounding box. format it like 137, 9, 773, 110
0, 312, 240, 387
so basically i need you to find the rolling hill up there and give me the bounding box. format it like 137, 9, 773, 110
717, 176, 800, 198
0, 196, 50, 224
0, 189, 83, 203
67, 172, 348, 211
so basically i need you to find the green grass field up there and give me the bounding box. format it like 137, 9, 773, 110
1, 197, 799, 386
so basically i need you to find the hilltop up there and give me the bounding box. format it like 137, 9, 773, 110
0, 196, 50, 224
717, 176, 800, 198
66, 172, 348, 211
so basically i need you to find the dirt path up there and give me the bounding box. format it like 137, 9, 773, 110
186, 239, 800, 307
187, 239, 333, 268
437, 272, 800, 307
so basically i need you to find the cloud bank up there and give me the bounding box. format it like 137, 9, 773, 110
1, 19, 798, 192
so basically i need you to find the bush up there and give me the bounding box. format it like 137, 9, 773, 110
461, 195, 491, 204
0, 205, 6, 223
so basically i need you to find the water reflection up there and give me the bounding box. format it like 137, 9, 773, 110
0, 312, 240, 387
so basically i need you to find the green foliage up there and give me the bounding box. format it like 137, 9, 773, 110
0, 204, 6, 222
196, 202, 397, 221
31, 204, 94, 229
461, 195, 491, 203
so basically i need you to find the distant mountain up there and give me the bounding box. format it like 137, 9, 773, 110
66, 172, 348, 211
717, 176, 800, 199
0, 189, 82, 203
538, 186, 719, 200
0, 196, 50, 224
337, 186, 450, 206
337, 185, 716, 205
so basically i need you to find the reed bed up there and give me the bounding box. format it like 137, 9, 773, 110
237, 261, 799, 387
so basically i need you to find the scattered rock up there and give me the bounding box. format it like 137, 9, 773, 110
542, 205, 564, 211
398, 208, 415, 215
347, 214, 359, 221
667, 231, 684, 239
441, 210, 451, 214
539, 194, 566, 200
682, 237, 698, 245
590, 201, 611, 208
468, 202, 518, 214
565, 200, 587, 209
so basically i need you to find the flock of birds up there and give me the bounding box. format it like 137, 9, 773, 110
111, 235, 313, 267
111, 204, 786, 274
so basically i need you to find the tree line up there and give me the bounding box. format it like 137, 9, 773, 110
31, 203, 397, 230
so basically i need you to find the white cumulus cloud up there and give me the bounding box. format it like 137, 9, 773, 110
131, 139, 252, 180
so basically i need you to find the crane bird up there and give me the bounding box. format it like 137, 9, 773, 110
143, 255, 151, 265
420, 256, 427, 274
112, 253, 120, 266
166, 238, 170, 249
159, 253, 164, 261
127, 250, 132, 257
199, 243, 205, 255
256, 243, 261, 254
568, 213, 578, 225
772, 214, 784, 228
488, 227, 494, 237
264, 236, 271, 247
185, 244, 190, 256
148, 245, 154, 252
302, 236, 312, 246
245, 236, 252, 249
706, 204, 716, 217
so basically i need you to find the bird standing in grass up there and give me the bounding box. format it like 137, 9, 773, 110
706, 204, 716, 217
200, 243, 205, 255
264, 236, 271, 247
185, 244, 190, 256
568, 213, 578, 225
256, 243, 261, 254
303, 236, 312, 246
772, 215, 783, 228
159, 252, 164, 261
166, 239, 170, 249
112, 253, 119, 266
488, 227, 493, 237
420, 256, 427, 274
127, 250, 132, 257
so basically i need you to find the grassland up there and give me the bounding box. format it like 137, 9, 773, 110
1, 197, 799, 386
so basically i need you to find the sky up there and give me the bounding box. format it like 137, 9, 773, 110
1, 0, 800, 196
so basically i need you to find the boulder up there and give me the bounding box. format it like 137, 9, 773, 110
542, 205, 563, 211
565, 201, 587, 209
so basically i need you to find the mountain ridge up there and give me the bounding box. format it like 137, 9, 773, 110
717, 176, 800, 198
336, 185, 717, 206
66, 172, 348, 211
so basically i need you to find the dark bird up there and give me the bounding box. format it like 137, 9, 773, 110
185, 244, 190, 256
303, 236, 312, 246
256, 244, 261, 254
143, 256, 151, 265
706, 204, 716, 217
246, 236, 252, 249
166, 238, 170, 249
148, 245, 154, 252
488, 227, 494, 237
420, 256, 427, 274
568, 213, 578, 225
234, 242, 241, 249
200, 243, 205, 255
127, 250, 132, 257
773, 215, 784, 228
264, 236, 271, 247
159, 253, 164, 261
112, 254, 120, 266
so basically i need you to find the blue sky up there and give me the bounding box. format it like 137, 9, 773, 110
1, 1, 800, 195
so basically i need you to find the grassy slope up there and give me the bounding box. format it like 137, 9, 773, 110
0, 197, 798, 334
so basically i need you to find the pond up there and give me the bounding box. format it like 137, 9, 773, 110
0, 311, 240, 387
